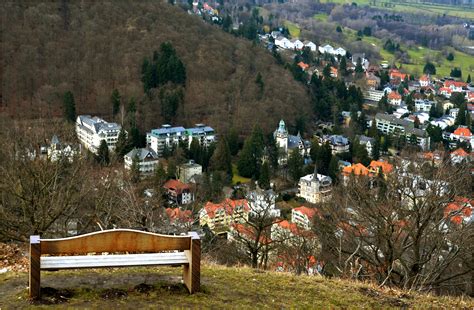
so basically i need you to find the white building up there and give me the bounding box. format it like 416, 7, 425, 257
178, 160, 203, 183
147, 124, 216, 157
76, 115, 122, 154
291, 39, 304, 50
375, 113, 430, 150
275, 36, 293, 49
303, 40, 317, 52
297, 169, 332, 204
321, 135, 350, 154
318, 44, 334, 55
247, 188, 280, 218
357, 135, 375, 157
364, 90, 385, 102
124, 148, 159, 176
414, 99, 434, 112
291, 206, 318, 230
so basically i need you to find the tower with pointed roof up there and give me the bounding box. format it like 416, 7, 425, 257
274, 119, 288, 152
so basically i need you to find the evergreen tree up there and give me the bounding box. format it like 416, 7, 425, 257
368, 121, 379, 138
409, 134, 418, 146
114, 128, 132, 159
111, 89, 121, 116
323, 64, 331, 79
423, 62, 436, 75
167, 159, 177, 179
339, 57, 347, 76
451, 92, 466, 107
467, 74, 471, 84
426, 124, 443, 145
227, 128, 239, 156
455, 103, 467, 126
222, 15, 232, 32
372, 138, 380, 160
210, 138, 233, 179
130, 152, 141, 183
355, 58, 364, 74
288, 150, 304, 182
450, 67, 462, 78
351, 137, 370, 166
255, 72, 264, 94
328, 155, 339, 183
258, 161, 271, 190
154, 162, 167, 186
466, 111, 472, 129
188, 138, 201, 162
96, 140, 110, 166
130, 126, 141, 148
63, 91, 76, 122
267, 134, 279, 170
237, 138, 257, 178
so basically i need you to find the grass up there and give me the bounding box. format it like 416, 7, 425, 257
1, 264, 472, 308
319, 0, 474, 19
343, 27, 474, 78
232, 164, 251, 185
313, 13, 329, 22
283, 20, 301, 38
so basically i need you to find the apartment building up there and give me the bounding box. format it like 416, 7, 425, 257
76, 115, 122, 153
375, 113, 430, 150
297, 169, 332, 204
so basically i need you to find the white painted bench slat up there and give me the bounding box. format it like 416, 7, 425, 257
40, 252, 189, 270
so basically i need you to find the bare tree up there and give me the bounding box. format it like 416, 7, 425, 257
314, 156, 473, 295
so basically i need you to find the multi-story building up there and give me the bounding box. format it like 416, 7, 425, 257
178, 160, 203, 183
124, 148, 159, 176
147, 124, 216, 157
414, 99, 434, 112
291, 206, 319, 230
297, 169, 332, 204
199, 198, 249, 234
364, 89, 385, 102
375, 113, 430, 150
76, 115, 122, 153
356, 135, 375, 158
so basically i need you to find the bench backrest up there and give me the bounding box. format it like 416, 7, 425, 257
37, 229, 193, 255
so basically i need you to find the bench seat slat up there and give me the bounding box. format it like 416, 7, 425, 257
40, 252, 189, 270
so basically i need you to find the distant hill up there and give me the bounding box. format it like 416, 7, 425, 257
1, 1, 311, 134
1, 263, 472, 308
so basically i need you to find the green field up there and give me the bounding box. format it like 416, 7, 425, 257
313, 13, 329, 22
283, 20, 301, 38
319, 0, 474, 19
343, 28, 474, 78
232, 164, 251, 185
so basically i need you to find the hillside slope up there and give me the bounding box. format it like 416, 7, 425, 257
1, 1, 311, 133
1, 264, 472, 308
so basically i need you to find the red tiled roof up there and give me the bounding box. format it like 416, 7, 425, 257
163, 179, 190, 194
342, 163, 370, 176
444, 80, 467, 88
203, 198, 249, 219
453, 127, 472, 137
369, 160, 393, 174
165, 208, 193, 223
388, 91, 402, 100
297, 61, 309, 70
231, 223, 271, 244
451, 148, 469, 157
293, 206, 319, 220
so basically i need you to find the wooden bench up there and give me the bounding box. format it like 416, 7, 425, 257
29, 229, 200, 299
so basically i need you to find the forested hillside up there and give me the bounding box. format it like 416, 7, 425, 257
1, 1, 311, 134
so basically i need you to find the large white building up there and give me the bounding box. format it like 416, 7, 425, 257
297, 169, 332, 204
75, 115, 122, 154
147, 124, 216, 157
375, 113, 430, 150
178, 160, 203, 183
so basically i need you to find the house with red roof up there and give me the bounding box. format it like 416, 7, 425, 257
292, 206, 320, 230
444, 80, 467, 93
450, 148, 471, 164
368, 160, 393, 175
438, 87, 453, 98
388, 91, 402, 106
165, 208, 193, 230
297, 61, 309, 71
444, 197, 473, 225
419, 75, 431, 87
448, 126, 474, 149
199, 198, 249, 233
389, 69, 409, 81
163, 179, 193, 205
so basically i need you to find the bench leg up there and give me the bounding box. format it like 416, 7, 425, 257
183, 237, 200, 293
29, 236, 41, 299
